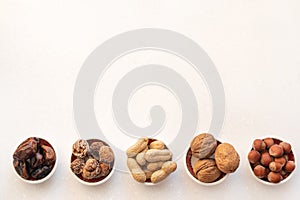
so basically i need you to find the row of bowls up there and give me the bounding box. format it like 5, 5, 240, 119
12, 135, 296, 186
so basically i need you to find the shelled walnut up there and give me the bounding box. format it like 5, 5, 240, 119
70, 139, 114, 183
126, 138, 177, 184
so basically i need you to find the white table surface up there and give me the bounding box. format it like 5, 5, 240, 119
1, 0, 300, 199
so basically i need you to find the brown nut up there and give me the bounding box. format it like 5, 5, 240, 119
260, 152, 273, 166
253, 165, 267, 178
193, 159, 221, 183
279, 142, 292, 154
127, 158, 146, 183
267, 172, 282, 183
72, 139, 89, 158
99, 146, 114, 164
274, 157, 287, 167
190, 133, 217, 159
150, 161, 177, 183
82, 159, 101, 180
126, 137, 148, 158
248, 150, 261, 164
263, 138, 274, 148
70, 158, 85, 174
215, 143, 240, 173
149, 141, 165, 150
269, 144, 284, 158
269, 161, 282, 172
253, 139, 266, 152
285, 161, 295, 172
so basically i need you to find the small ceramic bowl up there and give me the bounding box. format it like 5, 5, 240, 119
247, 135, 296, 186
127, 138, 176, 185
70, 138, 115, 186
12, 136, 57, 184
184, 139, 228, 186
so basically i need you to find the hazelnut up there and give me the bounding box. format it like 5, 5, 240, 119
267, 172, 282, 183
285, 161, 295, 172
248, 150, 261, 164
253, 165, 267, 178
260, 152, 273, 166
269, 161, 282, 172
274, 157, 287, 167
263, 138, 274, 148
269, 144, 284, 158
253, 139, 266, 151
279, 142, 292, 154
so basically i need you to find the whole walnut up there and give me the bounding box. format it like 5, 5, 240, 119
190, 133, 217, 159
89, 142, 104, 160
99, 146, 114, 164
71, 158, 85, 174
82, 159, 101, 179
215, 143, 240, 173
193, 159, 221, 183
72, 139, 89, 158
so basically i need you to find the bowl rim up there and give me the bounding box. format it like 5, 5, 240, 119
12, 136, 58, 184
183, 138, 230, 186
69, 138, 115, 186
247, 135, 296, 186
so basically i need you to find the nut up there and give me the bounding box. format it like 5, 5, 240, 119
253, 165, 267, 178
260, 152, 273, 166
263, 138, 274, 148
82, 159, 101, 180
253, 139, 266, 151
149, 141, 165, 150
136, 152, 146, 166
150, 161, 177, 183
269, 144, 284, 158
99, 146, 114, 164
269, 161, 282, 172
144, 149, 172, 163
279, 142, 291, 154
285, 161, 295, 172
190, 133, 217, 159
126, 137, 148, 158
248, 150, 261, 164
215, 143, 240, 173
193, 159, 221, 183
147, 162, 164, 172
274, 157, 287, 167
71, 158, 85, 174
267, 172, 282, 183
72, 139, 89, 158
127, 158, 146, 183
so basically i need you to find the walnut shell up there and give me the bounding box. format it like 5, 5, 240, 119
215, 143, 240, 173
193, 159, 221, 183
190, 133, 217, 159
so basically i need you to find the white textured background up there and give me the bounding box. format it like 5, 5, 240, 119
1, 0, 300, 199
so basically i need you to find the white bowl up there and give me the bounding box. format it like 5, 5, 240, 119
70, 138, 115, 186
183, 144, 229, 186
12, 136, 58, 184
247, 135, 296, 186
